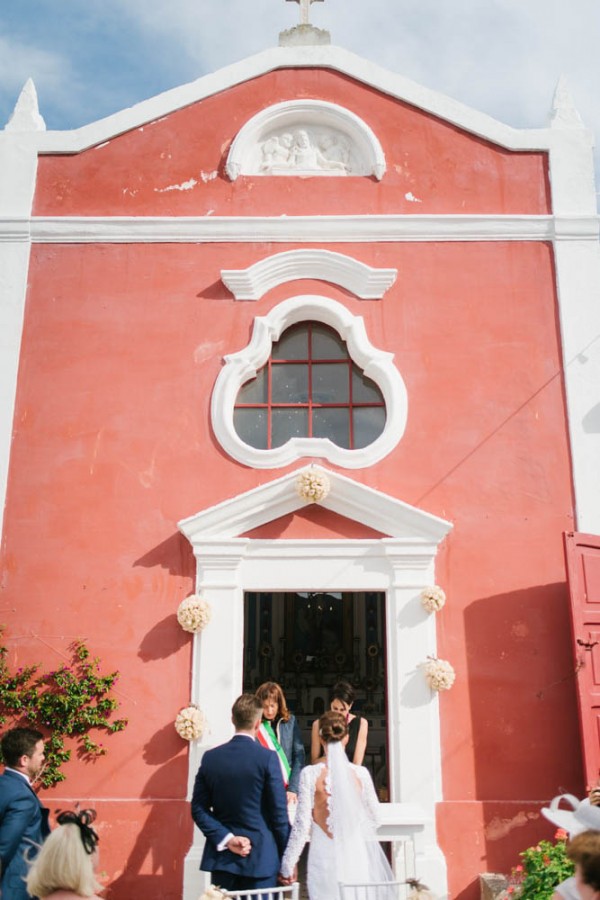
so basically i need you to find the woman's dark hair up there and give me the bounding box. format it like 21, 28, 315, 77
567, 831, 600, 891
319, 710, 348, 744
255, 682, 291, 723
329, 681, 355, 707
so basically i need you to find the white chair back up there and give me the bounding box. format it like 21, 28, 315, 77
222, 885, 300, 900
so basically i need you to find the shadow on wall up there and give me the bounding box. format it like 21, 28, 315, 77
104, 533, 196, 898
583, 401, 600, 433
134, 531, 195, 577
463, 583, 584, 888
107, 738, 191, 900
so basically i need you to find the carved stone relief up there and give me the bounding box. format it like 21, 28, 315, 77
225, 100, 387, 181
259, 126, 357, 176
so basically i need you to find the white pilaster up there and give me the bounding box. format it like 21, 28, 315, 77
0, 127, 38, 531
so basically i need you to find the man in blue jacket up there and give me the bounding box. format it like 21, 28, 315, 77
191, 694, 291, 892
0, 727, 50, 900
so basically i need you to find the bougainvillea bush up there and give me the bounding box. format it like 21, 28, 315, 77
0, 632, 127, 787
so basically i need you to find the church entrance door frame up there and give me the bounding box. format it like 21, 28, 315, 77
178, 465, 452, 900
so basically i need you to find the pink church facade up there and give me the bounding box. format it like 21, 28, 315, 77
1, 33, 600, 900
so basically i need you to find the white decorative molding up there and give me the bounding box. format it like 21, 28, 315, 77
179, 465, 451, 543
221, 249, 397, 300
210, 295, 408, 469
178, 467, 453, 900
13, 214, 600, 244
225, 99, 386, 180
11, 46, 558, 155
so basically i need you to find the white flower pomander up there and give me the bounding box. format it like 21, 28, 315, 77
199, 887, 226, 900
422, 657, 456, 692
296, 470, 331, 503
177, 595, 212, 634
175, 705, 205, 741
420, 585, 446, 614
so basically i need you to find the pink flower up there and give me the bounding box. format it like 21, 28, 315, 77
515, 865, 523, 873
555, 828, 568, 841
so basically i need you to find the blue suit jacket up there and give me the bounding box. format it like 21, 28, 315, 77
191, 735, 290, 878
0, 769, 50, 900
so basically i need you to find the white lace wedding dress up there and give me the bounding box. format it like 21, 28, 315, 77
280, 754, 393, 900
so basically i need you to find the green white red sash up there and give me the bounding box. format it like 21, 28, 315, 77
257, 720, 291, 787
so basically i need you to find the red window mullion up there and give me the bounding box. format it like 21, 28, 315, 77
267, 357, 273, 449
307, 324, 314, 437
348, 357, 354, 449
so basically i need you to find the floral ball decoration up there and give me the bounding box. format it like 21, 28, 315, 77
420, 585, 446, 614
199, 887, 226, 900
296, 470, 331, 503
177, 595, 212, 634
422, 657, 456, 692
175, 705, 205, 741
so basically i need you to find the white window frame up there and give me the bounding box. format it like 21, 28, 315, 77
210, 295, 408, 469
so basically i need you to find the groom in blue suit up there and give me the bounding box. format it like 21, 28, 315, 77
0, 727, 50, 900
192, 694, 291, 892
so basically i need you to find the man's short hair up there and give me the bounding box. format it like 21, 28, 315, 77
232, 694, 262, 731
1, 727, 44, 768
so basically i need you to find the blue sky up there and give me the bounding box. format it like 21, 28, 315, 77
1, 0, 599, 198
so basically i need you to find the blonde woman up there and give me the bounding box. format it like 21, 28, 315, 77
26, 809, 102, 900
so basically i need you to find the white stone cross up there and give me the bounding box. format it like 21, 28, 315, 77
287, 0, 323, 26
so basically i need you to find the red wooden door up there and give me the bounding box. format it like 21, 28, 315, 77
564, 531, 600, 789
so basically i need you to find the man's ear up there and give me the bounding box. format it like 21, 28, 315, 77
253, 715, 261, 734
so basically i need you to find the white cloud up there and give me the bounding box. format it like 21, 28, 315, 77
0, 34, 71, 122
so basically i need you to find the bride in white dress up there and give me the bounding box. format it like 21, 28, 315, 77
279, 711, 395, 900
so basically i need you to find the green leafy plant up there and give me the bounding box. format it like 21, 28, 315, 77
0, 632, 127, 787
507, 829, 574, 899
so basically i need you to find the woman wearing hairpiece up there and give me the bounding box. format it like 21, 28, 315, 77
279, 711, 394, 900
26, 809, 102, 899
310, 680, 368, 766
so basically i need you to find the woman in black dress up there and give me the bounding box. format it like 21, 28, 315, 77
310, 681, 368, 765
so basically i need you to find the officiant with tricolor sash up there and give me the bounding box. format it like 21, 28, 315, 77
255, 682, 305, 811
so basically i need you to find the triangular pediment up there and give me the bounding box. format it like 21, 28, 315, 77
36, 45, 551, 155
178, 465, 452, 544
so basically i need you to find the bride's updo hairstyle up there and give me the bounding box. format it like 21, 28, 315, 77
319, 710, 348, 744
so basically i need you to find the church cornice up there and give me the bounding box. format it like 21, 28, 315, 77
17, 45, 579, 157
7, 213, 599, 243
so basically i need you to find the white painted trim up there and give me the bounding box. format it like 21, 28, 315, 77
221, 249, 397, 299
225, 99, 386, 181
178, 465, 451, 542
9, 214, 598, 244
210, 297, 408, 469
0, 133, 39, 533
178, 466, 453, 900
11, 45, 555, 155
553, 240, 600, 533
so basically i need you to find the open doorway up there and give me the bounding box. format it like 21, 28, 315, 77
243, 590, 389, 800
